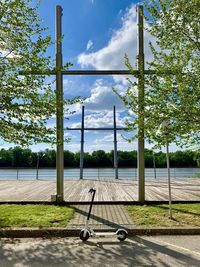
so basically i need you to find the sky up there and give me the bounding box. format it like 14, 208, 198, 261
2, 0, 181, 153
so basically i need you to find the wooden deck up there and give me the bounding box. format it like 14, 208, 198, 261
0, 179, 200, 202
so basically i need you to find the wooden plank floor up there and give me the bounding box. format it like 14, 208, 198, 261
0, 179, 200, 202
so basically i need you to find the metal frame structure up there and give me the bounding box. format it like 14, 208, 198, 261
19, 5, 175, 203
59, 5, 146, 202
67, 105, 127, 179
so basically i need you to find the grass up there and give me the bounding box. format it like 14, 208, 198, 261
1, 203, 200, 228
127, 204, 200, 227
0, 205, 74, 228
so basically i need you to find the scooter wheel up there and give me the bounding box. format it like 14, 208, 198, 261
117, 229, 127, 241
79, 229, 90, 241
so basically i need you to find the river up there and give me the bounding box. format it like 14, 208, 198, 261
0, 168, 199, 180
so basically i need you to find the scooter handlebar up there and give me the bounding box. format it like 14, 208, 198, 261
88, 187, 96, 193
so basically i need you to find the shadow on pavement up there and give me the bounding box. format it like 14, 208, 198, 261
0, 236, 199, 267
73, 206, 128, 230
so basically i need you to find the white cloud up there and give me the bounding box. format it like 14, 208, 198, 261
83, 142, 135, 152
0, 49, 20, 60
69, 79, 125, 115
92, 133, 137, 152
85, 112, 114, 128
94, 133, 125, 143
84, 79, 124, 111
65, 142, 81, 152
64, 132, 74, 139
70, 109, 126, 129
63, 78, 73, 87
78, 4, 137, 70
77, 4, 157, 85
86, 40, 93, 51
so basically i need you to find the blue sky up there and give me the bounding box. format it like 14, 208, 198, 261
37, 0, 141, 153
2, 0, 181, 153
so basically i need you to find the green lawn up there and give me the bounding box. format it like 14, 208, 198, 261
0, 205, 74, 227
127, 204, 200, 227
1, 204, 200, 228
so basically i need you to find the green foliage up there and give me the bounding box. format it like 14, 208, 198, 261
115, 1, 199, 149
0, 0, 80, 146
0, 0, 54, 145
64, 150, 78, 167
91, 150, 111, 167
143, 0, 200, 147
193, 149, 200, 167
0, 147, 199, 168
118, 150, 137, 167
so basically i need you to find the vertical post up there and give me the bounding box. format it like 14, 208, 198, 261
36, 153, 39, 180
153, 152, 156, 179
80, 106, 84, 179
137, 5, 145, 202
56, 5, 64, 203
113, 106, 118, 179
166, 139, 172, 219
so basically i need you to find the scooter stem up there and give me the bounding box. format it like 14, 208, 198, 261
87, 188, 96, 221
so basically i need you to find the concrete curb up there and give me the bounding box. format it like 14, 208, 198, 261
0, 227, 200, 238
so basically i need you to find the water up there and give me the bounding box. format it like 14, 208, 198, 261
0, 168, 199, 180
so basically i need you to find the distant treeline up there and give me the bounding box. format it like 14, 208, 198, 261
0, 147, 199, 168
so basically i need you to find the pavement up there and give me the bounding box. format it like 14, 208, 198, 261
0, 236, 200, 266
67, 205, 133, 230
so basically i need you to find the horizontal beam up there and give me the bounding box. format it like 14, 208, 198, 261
62, 70, 134, 75
66, 127, 128, 131
19, 70, 133, 75
19, 69, 176, 76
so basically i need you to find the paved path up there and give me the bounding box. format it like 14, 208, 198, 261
0, 236, 200, 266
67, 205, 133, 230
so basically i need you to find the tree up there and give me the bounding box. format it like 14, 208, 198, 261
116, 1, 199, 217
64, 150, 76, 167
11, 146, 33, 167
91, 150, 111, 167
115, 0, 199, 149
0, 0, 79, 146
118, 150, 137, 167
193, 150, 200, 167
143, 0, 200, 147
0, 148, 13, 167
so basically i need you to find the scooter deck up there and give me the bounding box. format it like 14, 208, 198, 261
93, 232, 117, 236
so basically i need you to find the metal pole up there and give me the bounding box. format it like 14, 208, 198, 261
56, 5, 64, 203
113, 106, 118, 179
80, 106, 85, 179
166, 139, 172, 219
153, 152, 156, 179
137, 5, 145, 203
36, 153, 39, 180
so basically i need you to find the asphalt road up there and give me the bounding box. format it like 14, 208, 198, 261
0, 235, 200, 267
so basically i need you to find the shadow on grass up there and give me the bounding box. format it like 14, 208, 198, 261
156, 204, 200, 217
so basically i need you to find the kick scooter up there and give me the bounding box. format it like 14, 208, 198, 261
79, 187, 128, 241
